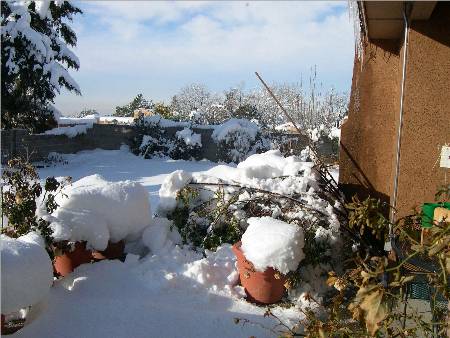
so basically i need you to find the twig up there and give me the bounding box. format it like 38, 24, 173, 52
188, 181, 329, 218
255, 72, 341, 191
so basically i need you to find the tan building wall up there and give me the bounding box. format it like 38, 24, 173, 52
393, 3, 450, 217
339, 39, 401, 205
339, 3, 450, 218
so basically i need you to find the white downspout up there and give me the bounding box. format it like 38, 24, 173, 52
390, 3, 411, 224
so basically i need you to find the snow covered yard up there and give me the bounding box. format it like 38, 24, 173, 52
9, 147, 312, 338
37, 146, 218, 209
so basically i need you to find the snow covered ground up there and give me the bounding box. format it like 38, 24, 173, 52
38, 146, 218, 209
11, 147, 306, 338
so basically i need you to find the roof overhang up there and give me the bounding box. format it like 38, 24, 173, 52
363, 1, 437, 39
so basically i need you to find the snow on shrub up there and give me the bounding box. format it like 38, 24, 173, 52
212, 118, 270, 163
132, 115, 203, 160
176, 127, 202, 147
158, 170, 193, 216
47, 174, 151, 250
157, 150, 341, 271
1, 233, 53, 313
241, 217, 305, 274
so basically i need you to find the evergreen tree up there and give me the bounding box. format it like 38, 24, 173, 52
114, 94, 153, 117
1, 1, 82, 132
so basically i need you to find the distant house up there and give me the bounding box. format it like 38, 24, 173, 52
133, 108, 154, 119
339, 1, 449, 220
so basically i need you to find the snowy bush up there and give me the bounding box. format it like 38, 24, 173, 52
132, 115, 203, 160
212, 119, 270, 163
158, 150, 342, 272
1, 158, 70, 250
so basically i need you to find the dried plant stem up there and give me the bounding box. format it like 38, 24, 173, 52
255, 71, 341, 194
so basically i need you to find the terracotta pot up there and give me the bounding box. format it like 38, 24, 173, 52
53, 241, 92, 277
91, 240, 125, 261
232, 241, 286, 304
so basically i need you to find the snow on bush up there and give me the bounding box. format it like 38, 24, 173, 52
176, 128, 202, 147
241, 217, 305, 274
47, 174, 151, 250
212, 118, 269, 163
43, 123, 93, 138
158, 170, 193, 216
1, 233, 53, 313
132, 116, 203, 160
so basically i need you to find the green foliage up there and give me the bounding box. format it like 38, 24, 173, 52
114, 94, 153, 117
1, 1, 82, 133
1, 158, 71, 250
170, 186, 243, 251
346, 196, 389, 241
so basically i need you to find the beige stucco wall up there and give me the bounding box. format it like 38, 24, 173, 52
339, 3, 450, 218
393, 3, 450, 218
339, 39, 401, 205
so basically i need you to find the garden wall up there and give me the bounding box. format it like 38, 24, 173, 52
1, 124, 222, 164
1, 124, 332, 164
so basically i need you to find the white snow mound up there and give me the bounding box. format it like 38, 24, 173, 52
241, 217, 305, 275
50, 174, 151, 250
1, 234, 53, 313
237, 149, 309, 179
142, 217, 182, 254
158, 170, 193, 216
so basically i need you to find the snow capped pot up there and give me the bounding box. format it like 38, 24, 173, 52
53, 241, 92, 277
232, 242, 286, 304
233, 217, 305, 304
47, 175, 151, 255
91, 240, 125, 261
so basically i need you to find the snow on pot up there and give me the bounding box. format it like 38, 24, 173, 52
46, 175, 151, 265
1, 233, 53, 329
53, 241, 92, 277
233, 217, 305, 304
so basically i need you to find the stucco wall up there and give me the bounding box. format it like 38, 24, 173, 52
393, 3, 450, 217
339, 39, 401, 205
340, 3, 450, 218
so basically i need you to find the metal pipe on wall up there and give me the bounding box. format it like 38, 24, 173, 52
390, 3, 412, 224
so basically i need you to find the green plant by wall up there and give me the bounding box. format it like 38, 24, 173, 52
1, 158, 71, 252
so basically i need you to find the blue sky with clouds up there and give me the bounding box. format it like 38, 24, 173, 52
55, 1, 355, 115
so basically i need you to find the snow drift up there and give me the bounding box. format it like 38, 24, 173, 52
1, 233, 53, 314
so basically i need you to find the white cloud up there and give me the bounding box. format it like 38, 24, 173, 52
56, 1, 354, 114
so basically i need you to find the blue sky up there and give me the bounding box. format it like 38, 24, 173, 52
55, 1, 355, 115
